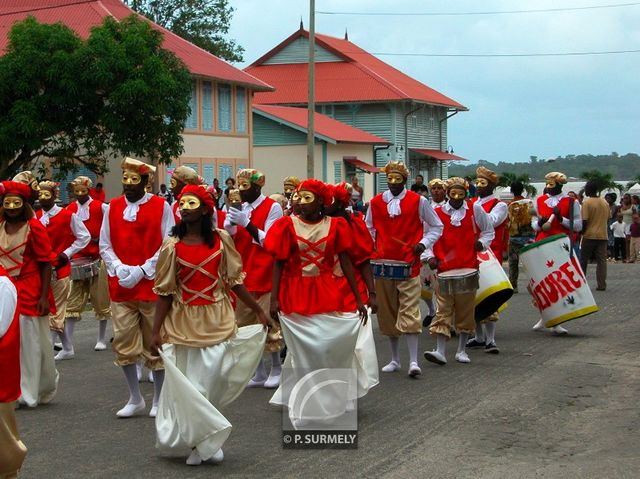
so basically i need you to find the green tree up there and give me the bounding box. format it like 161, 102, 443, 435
498, 172, 537, 197
125, 0, 243, 62
580, 170, 622, 194
626, 175, 640, 190
0, 16, 191, 179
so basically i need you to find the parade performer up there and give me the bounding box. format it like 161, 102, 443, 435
150, 184, 270, 466
100, 158, 175, 418
428, 178, 447, 208
266, 179, 368, 420
36, 181, 90, 361
65, 176, 112, 352
224, 169, 284, 388
282, 176, 300, 215
12, 171, 40, 205
206, 185, 227, 228
506, 181, 535, 293
0, 181, 58, 407
423, 178, 494, 365
467, 167, 508, 354
170, 166, 203, 223
365, 162, 443, 377
531, 172, 582, 335
0, 265, 27, 478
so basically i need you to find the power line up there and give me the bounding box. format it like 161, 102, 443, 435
317, 2, 640, 16
365, 49, 640, 57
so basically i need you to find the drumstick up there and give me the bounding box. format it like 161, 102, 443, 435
392, 237, 410, 246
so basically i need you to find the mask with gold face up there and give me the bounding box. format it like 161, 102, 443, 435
291, 191, 301, 203
448, 188, 466, 201
38, 190, 54, 201
475, 178, 489, 188
73, 186, 89, 197
298, 190, 316, 205
178, 194, 201, 211
545, 179, 557, 190
122, 172, 142, 185
170, 177, 178, 189
237, 178, 252, 191
387, 173, 405, 185
3, 195, 24, 210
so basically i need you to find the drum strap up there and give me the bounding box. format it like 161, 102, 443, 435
568, 198, 575, 259
177, 249, 222, 304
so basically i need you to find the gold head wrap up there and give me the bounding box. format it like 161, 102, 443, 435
476, 166, 499, 186
446, 177, 469, 192
172, 165, 202, 185
283, 176, 301, 188
236, 168, 266, 188
38, 181, 59, 193
121, 157, 155, 176
71, 176, 93, 189
380, 161, 409, 178
13, 171, 40, 191
428, 178, 446, 188
544, 172, 567, 185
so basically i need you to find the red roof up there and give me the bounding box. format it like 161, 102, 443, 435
254, 105, 390, 145
0, 0, 272, 91
247, 29, 466, 109
411, 148, 467, 161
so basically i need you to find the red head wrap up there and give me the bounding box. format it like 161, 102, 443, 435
332, 182, 351, 206
1, 181, 33, 199
178, 184, 215, 214
298, 179, 332, 207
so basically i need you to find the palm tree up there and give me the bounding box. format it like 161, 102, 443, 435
581, 170, 622, 194
498, 172, 537, 197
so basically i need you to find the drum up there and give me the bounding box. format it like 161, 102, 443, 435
437, 268, 479, 295
520, 234, 598, 327
70, 258, 101, 281
475, 249, 514, 320
371, 260, 411, 280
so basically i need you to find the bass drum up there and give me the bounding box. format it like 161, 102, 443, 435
475, 249, 513, 321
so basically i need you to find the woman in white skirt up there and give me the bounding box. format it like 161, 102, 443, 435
150, 185, 273, 466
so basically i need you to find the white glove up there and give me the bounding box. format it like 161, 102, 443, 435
115, 264, 131, 280
118, 266, 145, 289
228, 207, 250, 227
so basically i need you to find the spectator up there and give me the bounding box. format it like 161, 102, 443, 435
465, 176, 477, 197
580, 180, 609, 291
629, 213, 640, 263
89, 182, 105, 202
620, 193, 636, 261
157, 183, 173, 204
223, 177, 235, 209
212, 178, 223, 209
610, 214, 627, 261
604, 193, 619, 259
351, 175, 364, 211
410, 174, 429, 197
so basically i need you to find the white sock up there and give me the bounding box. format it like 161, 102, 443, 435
405, 334, 419, 364
457, 333, 469, 354
97, 320, 108, 343
474, 324, 486, 343
122, 364, 144, 405
427, 298, 436, 317
269, 352, 282, 376
152, 370, 164, 407
51, 331, 58, 344
389, 336, 400, 364
61, 318, 77, 352
485, 322, 497, 344
252, 359, 268, 382
436, 334, 447, 356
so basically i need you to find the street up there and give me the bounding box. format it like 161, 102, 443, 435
16, 263, 640, 479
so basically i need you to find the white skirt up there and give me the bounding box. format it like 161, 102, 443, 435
353, 313, 379, 398
155, 325, 266, 460
19, 315, 59, 407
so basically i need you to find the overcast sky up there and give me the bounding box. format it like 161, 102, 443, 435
229, 0, 640, 164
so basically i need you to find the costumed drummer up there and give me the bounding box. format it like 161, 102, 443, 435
531, 172, 582, 335
0, 181, 58, 408
170, 166, 203, 223
65, 176, 112, 352
36, 181, 90, 361
365, 161, 443, 377
282, 176, 300, 216
12, 171, 40, 206
423, 177, 494, 365
150, 185, 271, 466
428, 178, 447, 208
224, 168, 284, 389
100, 158, 175, 418
467, 167, 508, 354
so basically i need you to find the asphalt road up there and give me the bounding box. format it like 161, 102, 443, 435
16, 263, 640, 479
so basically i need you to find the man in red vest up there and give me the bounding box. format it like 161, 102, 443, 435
65, 176, 111, 352
423, 178, 494, 365
36, 181, 90, 361
225, 169, 284, 388
366, 161, 443, 378
467, 167, 508, 354
531, 171, 582, 335
0, 265, 27, 477
100, 158, 175, 418
169, 165, 203, 223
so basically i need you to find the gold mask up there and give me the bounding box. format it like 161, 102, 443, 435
298, 190, 316, 205
74, 186, 89, 196
545, 179, 557, 189
475, 178, 489, 188
3, 196, 24, 210
291, 191, 301, 203
179, 194, 201, 211
237, 178, 251, 191
449, 189, 466, 200
30, 180, 40, 192
284, 186, 296, 195
387, 173, 404, 185
170, 178, 178, 189
122, 172, 142, 185
39, 190, 53, 200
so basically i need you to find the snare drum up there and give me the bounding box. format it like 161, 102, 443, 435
71, 258, 101, 281
371, 260, 411, 280
437, 268, 479, 295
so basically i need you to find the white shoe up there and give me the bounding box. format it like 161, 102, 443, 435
94, 341, 107, 351
532, 319, 545, 331
54, 349, 75, 361
149, 405, 158, 418
264, 371, 281, 389
186, 449, 202, 466
205, 449, 224, 464
116, 400, 146, 418
423, 350, 447, 365
408, 362, 422, 377
455, 351, 471, 363
552, 325, 569, 335
381, 360, 401, 372
246, 377, 267, 388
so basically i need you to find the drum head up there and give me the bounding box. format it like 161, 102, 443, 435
439, 268, 477, 278
475, 288, 514, 321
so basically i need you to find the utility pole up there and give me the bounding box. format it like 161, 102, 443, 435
307, 0, 315, 179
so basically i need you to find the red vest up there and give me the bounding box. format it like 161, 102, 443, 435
473, 197, 507, 260
433, 201, 479, 272
67, 200, 104, 259
107, 195, 165, 302
233, 197, 276, 293
370, 190, 424, 277
0, 269, 20, 402
535, 195, 574, 241
172, 201, 180, 224
36, 208, 76, 279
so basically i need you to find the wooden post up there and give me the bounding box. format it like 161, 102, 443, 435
307, 0, 316, 179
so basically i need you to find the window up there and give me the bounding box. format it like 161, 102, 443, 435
185, 81, 198, 129
202, 81, 213, 131
235, 87, 247, 133
219, 163, 233, 184
203, 164, 214, 186
184, 163, 199, 174
217, 84, 232, 132
334, 161, 342, 183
